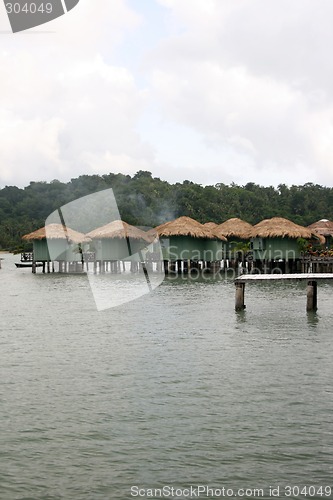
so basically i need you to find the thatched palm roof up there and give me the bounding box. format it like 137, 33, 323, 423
307, 219, 333, 237
86, 220, 150, 241
22, 224, 90, 244
251, 217, 321, 240
149, 216, 227, 241
203, 222, 219, 229
213, 218, 253, 240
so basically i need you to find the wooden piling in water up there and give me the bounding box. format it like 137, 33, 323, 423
306, 280, 318, 312
235, 282, 246, 311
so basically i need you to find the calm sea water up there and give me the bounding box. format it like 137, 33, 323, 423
0, 253, 333, 500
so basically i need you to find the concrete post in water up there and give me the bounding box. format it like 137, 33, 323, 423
235, 282, 246, 311
306, 280, 318, 312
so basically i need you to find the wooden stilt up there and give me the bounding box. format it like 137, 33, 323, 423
306, 280, 318, 311
163, 260, 169, 275
235, 282, 246, 311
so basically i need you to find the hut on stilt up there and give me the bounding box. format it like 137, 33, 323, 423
307, 219, 333, 247
85, 220, 152, 274
22, 224, 91, 273
212, 218, 253, 271
148, 216, 227, 274
250, 217, 323, 274
304, 219, 333, 272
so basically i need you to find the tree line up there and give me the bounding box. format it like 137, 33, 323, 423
1, 170, 333, 250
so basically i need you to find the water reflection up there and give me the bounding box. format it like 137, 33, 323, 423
307, 310, 319, 328
235, 309, 247, 324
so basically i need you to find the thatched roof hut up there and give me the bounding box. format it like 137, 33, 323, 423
251, 217, 322, 240
307, 219, 333, 238
150, 216, 226, 241
213, 218, 253, 240
86, 220, 150, 242
85, 220, 150, 263
148, 216, 226, 262
249, 217, 325, 267
22, 224, 90, 263
22, 223, 90, 244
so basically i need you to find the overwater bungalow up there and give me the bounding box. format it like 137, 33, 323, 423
149, 216, 227, 273
22, 223, 90, 273
213, 218, 253, 267
307, 219, 333, 247
202, 223, 222, 264
86, 220, 151, 273
213, 218, 253, 241
250, 217, 323, 273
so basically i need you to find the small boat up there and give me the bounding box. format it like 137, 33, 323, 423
15, 262, 43, 268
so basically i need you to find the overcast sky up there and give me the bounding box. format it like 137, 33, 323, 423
1, 0, 333, 188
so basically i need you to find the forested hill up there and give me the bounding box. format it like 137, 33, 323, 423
1, 170, 333, 250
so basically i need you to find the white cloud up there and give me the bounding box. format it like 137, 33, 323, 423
0, 0, 158, 187
1, 0, 333, 188
148, 0, 333, 186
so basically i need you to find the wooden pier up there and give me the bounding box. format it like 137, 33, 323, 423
234, 273, 333, 312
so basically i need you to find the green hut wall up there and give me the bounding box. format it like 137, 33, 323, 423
223, 237, 250, 259
33, 240, 51, 261
93, 238, 147, 262
201, 239, 224, 261
33, 239, 83, 262
251, 237, 301, 261
160, 235, 223, 261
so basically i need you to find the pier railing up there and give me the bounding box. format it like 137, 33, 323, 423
301, 254, 333, 273
21, 252, 33, 262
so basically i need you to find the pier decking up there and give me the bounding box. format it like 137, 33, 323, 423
235, 273, 333, 282
234, 273, 333, 312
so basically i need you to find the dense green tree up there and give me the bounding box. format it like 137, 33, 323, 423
1, 171, 333, 250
